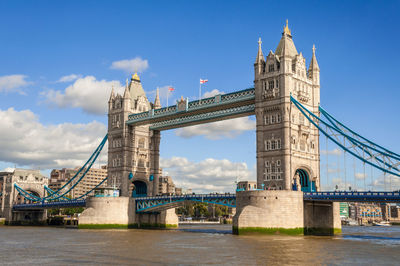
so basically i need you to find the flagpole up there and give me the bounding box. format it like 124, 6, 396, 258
199, 79, 201, 104
167, 88, 169, 107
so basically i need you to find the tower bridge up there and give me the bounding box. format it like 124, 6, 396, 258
4, 21, 400, 234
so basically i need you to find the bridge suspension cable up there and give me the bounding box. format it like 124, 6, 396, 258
290, 96, 400, 181
14, 134, 108, 202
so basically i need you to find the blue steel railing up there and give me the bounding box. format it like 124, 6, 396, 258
304, 191, 400, 202
13, 199, 86, 210
12, 191, 400, 211
135, 193, 236, 212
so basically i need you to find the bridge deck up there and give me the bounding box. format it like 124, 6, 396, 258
12, 192, 400, 211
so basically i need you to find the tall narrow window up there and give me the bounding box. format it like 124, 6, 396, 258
264, 115, 270, 125
277, 139, 281, 149
268, 64, 275, 72
267, 141, 271, 150
268, 80, 274, 90
277, 113, 281, 123
276, 79, 279, 88
271, 140, 276, 150
138, 138, 145, 148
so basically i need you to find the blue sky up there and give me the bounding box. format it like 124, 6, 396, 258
1, 0, 399, 192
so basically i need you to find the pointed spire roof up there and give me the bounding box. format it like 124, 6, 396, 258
123, 79, 131, 99
154, 87, 161, 109
275, 20, 298, 57
128, 73, 147, 100
255, 37, 265, 63
308, 44, 320, 71
109, 86, 115, 101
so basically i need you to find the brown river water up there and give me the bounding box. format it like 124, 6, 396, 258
1, 224, 400, 265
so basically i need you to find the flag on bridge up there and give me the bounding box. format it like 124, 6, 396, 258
200, 79, 208, 84
168, 87, 174, 91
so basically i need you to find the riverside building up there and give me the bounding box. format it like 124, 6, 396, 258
49, 166, 107, 198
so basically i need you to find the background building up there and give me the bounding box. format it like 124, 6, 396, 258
158, 175, 184, 196
49, 166, 107, 198
237, 181, 257, 191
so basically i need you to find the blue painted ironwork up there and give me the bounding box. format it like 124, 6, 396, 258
290, 96, 400, 178
13, 134, 108, 202
135, 193, 236, 212
127, 88, 255, 123
304, 191, 400, 202
13, 191, 400, 211
45, 186, 70, 201
127, 89, 255, 130
13, 199, 86, 210
149, 104, 255, 130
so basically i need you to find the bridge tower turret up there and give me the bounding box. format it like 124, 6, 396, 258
254, 20, 321, 192
108, 73, 160, 197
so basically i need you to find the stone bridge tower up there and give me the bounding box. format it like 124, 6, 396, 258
108, 74, 161, 197
254, 21, 320, 192
0, 169, 48, 224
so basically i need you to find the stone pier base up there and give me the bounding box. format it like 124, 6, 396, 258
135, 209, 179, 228
4, 209, 47, 226
78, 197, 178, 229
304, 201, 342, 235
79, 197, 136, 229
233, 190, 341, 235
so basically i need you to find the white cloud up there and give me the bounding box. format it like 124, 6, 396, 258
42, 76, 123, 115
160, 156, 255, 193
0, 108, 107, 171
110, 57, 149, 73
203, 89, 223, 98
372, 174, 400, 191
0, 74, 30, 94
355, 172, 367, 180
175, 117, 256, 140
321, 148, 342, 156
57, 74, 82, 83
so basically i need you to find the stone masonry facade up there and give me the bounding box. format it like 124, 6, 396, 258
254, 21, 321, 191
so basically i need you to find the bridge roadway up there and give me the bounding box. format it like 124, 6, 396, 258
12, 191, 400, 212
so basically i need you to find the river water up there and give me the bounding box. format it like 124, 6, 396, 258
1, 225, 400, 265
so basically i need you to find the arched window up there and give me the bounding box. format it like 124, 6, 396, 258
277, 139, 281, 149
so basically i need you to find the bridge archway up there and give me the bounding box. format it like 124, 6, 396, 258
131, 180, 147, 197
294, 169, 316, 192
15, 190, 40, 204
